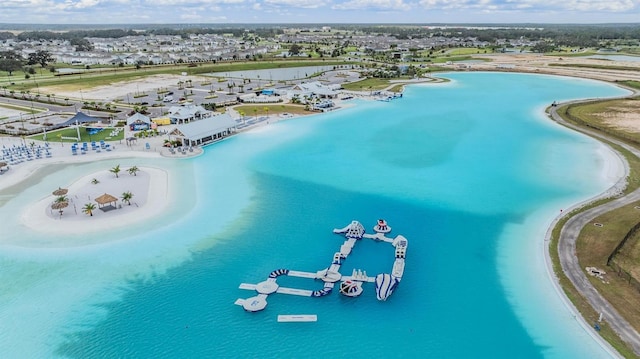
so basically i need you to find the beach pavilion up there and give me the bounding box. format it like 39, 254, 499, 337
170, 113, 237, 147
95, 193, 119, 211
168, 103, 212, 124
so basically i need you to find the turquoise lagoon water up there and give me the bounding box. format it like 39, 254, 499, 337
0, 72, 631, 358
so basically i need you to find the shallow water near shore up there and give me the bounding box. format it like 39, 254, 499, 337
0, 72, 631, 358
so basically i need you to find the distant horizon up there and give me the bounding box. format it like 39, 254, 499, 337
1, 0, 639, 26
0, 22, 638, 30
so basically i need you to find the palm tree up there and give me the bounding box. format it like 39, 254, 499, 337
263, 106, 269, 118
55, 195, 67, 204
128, 166, 139, 176
82, 203, 96, 216
110, 164, 121, 178
121, 191, 134, 205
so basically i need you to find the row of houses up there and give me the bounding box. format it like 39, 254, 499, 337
1, 33, 274, 66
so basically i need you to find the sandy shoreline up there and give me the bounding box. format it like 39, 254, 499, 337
20, 166, 168, 240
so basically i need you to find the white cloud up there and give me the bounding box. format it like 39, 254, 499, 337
418, 0, 636, 12
263, 0, 328, 9
556, 0, 634, 11
1, 0, 54, 8
333, 0, 410, 10
147, 0, 243, 5
72, 0, 100, 9
419, 0, 489, 10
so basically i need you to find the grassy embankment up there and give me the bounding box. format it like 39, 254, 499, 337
550, 93, 640, 358
233, 104, 310, 117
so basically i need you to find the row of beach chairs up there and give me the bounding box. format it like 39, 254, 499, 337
71, 141, 113, 155
2, 142, 52, 165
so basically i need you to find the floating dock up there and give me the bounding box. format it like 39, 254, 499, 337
277, 315, 318, 323
235, 219, 409, 315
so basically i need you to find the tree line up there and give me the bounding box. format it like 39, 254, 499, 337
0, 27, 284, 42
0, 50, 54, 76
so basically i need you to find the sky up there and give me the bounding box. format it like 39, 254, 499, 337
0, 0, 639, 25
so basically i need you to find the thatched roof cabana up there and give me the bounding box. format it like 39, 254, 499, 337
51, 201, 68, 210
51, 201, 69, 217
95, 193, 118, 208
52, 187, 68, 196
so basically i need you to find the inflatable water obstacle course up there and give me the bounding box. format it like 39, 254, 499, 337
234, 219, 408, 319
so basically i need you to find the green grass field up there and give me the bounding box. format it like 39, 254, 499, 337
234, 104, 310, 116
341, 78, 392, 91
446, 47, 492, 56
28, 126, 124, 143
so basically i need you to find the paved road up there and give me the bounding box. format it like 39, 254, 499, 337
548, 100, 640, 356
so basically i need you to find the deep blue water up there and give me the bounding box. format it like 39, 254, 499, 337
57, 173, 537, 358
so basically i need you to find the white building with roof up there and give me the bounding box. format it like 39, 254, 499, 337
168, 103, 212, 124
170, 113, 236, 147
288, 81, 339, 99
126, 112, 152, 130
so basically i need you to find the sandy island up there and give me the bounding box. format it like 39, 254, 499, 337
21, 166, 168, 237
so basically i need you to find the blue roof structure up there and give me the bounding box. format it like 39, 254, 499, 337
59, 112, 102, 127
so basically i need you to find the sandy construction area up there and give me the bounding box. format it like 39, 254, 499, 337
592, 99, 640, 133
470, 53, 640, 83
42, 74, 210, 101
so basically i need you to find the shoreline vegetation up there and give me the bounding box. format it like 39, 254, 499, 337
3, 53, 640, 356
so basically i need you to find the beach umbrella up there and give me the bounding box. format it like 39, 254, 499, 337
0, 161, 6, 168
51, 201, 68, 210
51, 201, 69, 217
52, 187, 68, 196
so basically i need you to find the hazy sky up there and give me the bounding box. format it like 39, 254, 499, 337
1, 0, 638, 24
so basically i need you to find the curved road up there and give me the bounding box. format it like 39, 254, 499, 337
548, 100, 640, 356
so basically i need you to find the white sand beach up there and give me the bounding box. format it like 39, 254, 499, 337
0, 133, 175, 245
20, 166, 169, 238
